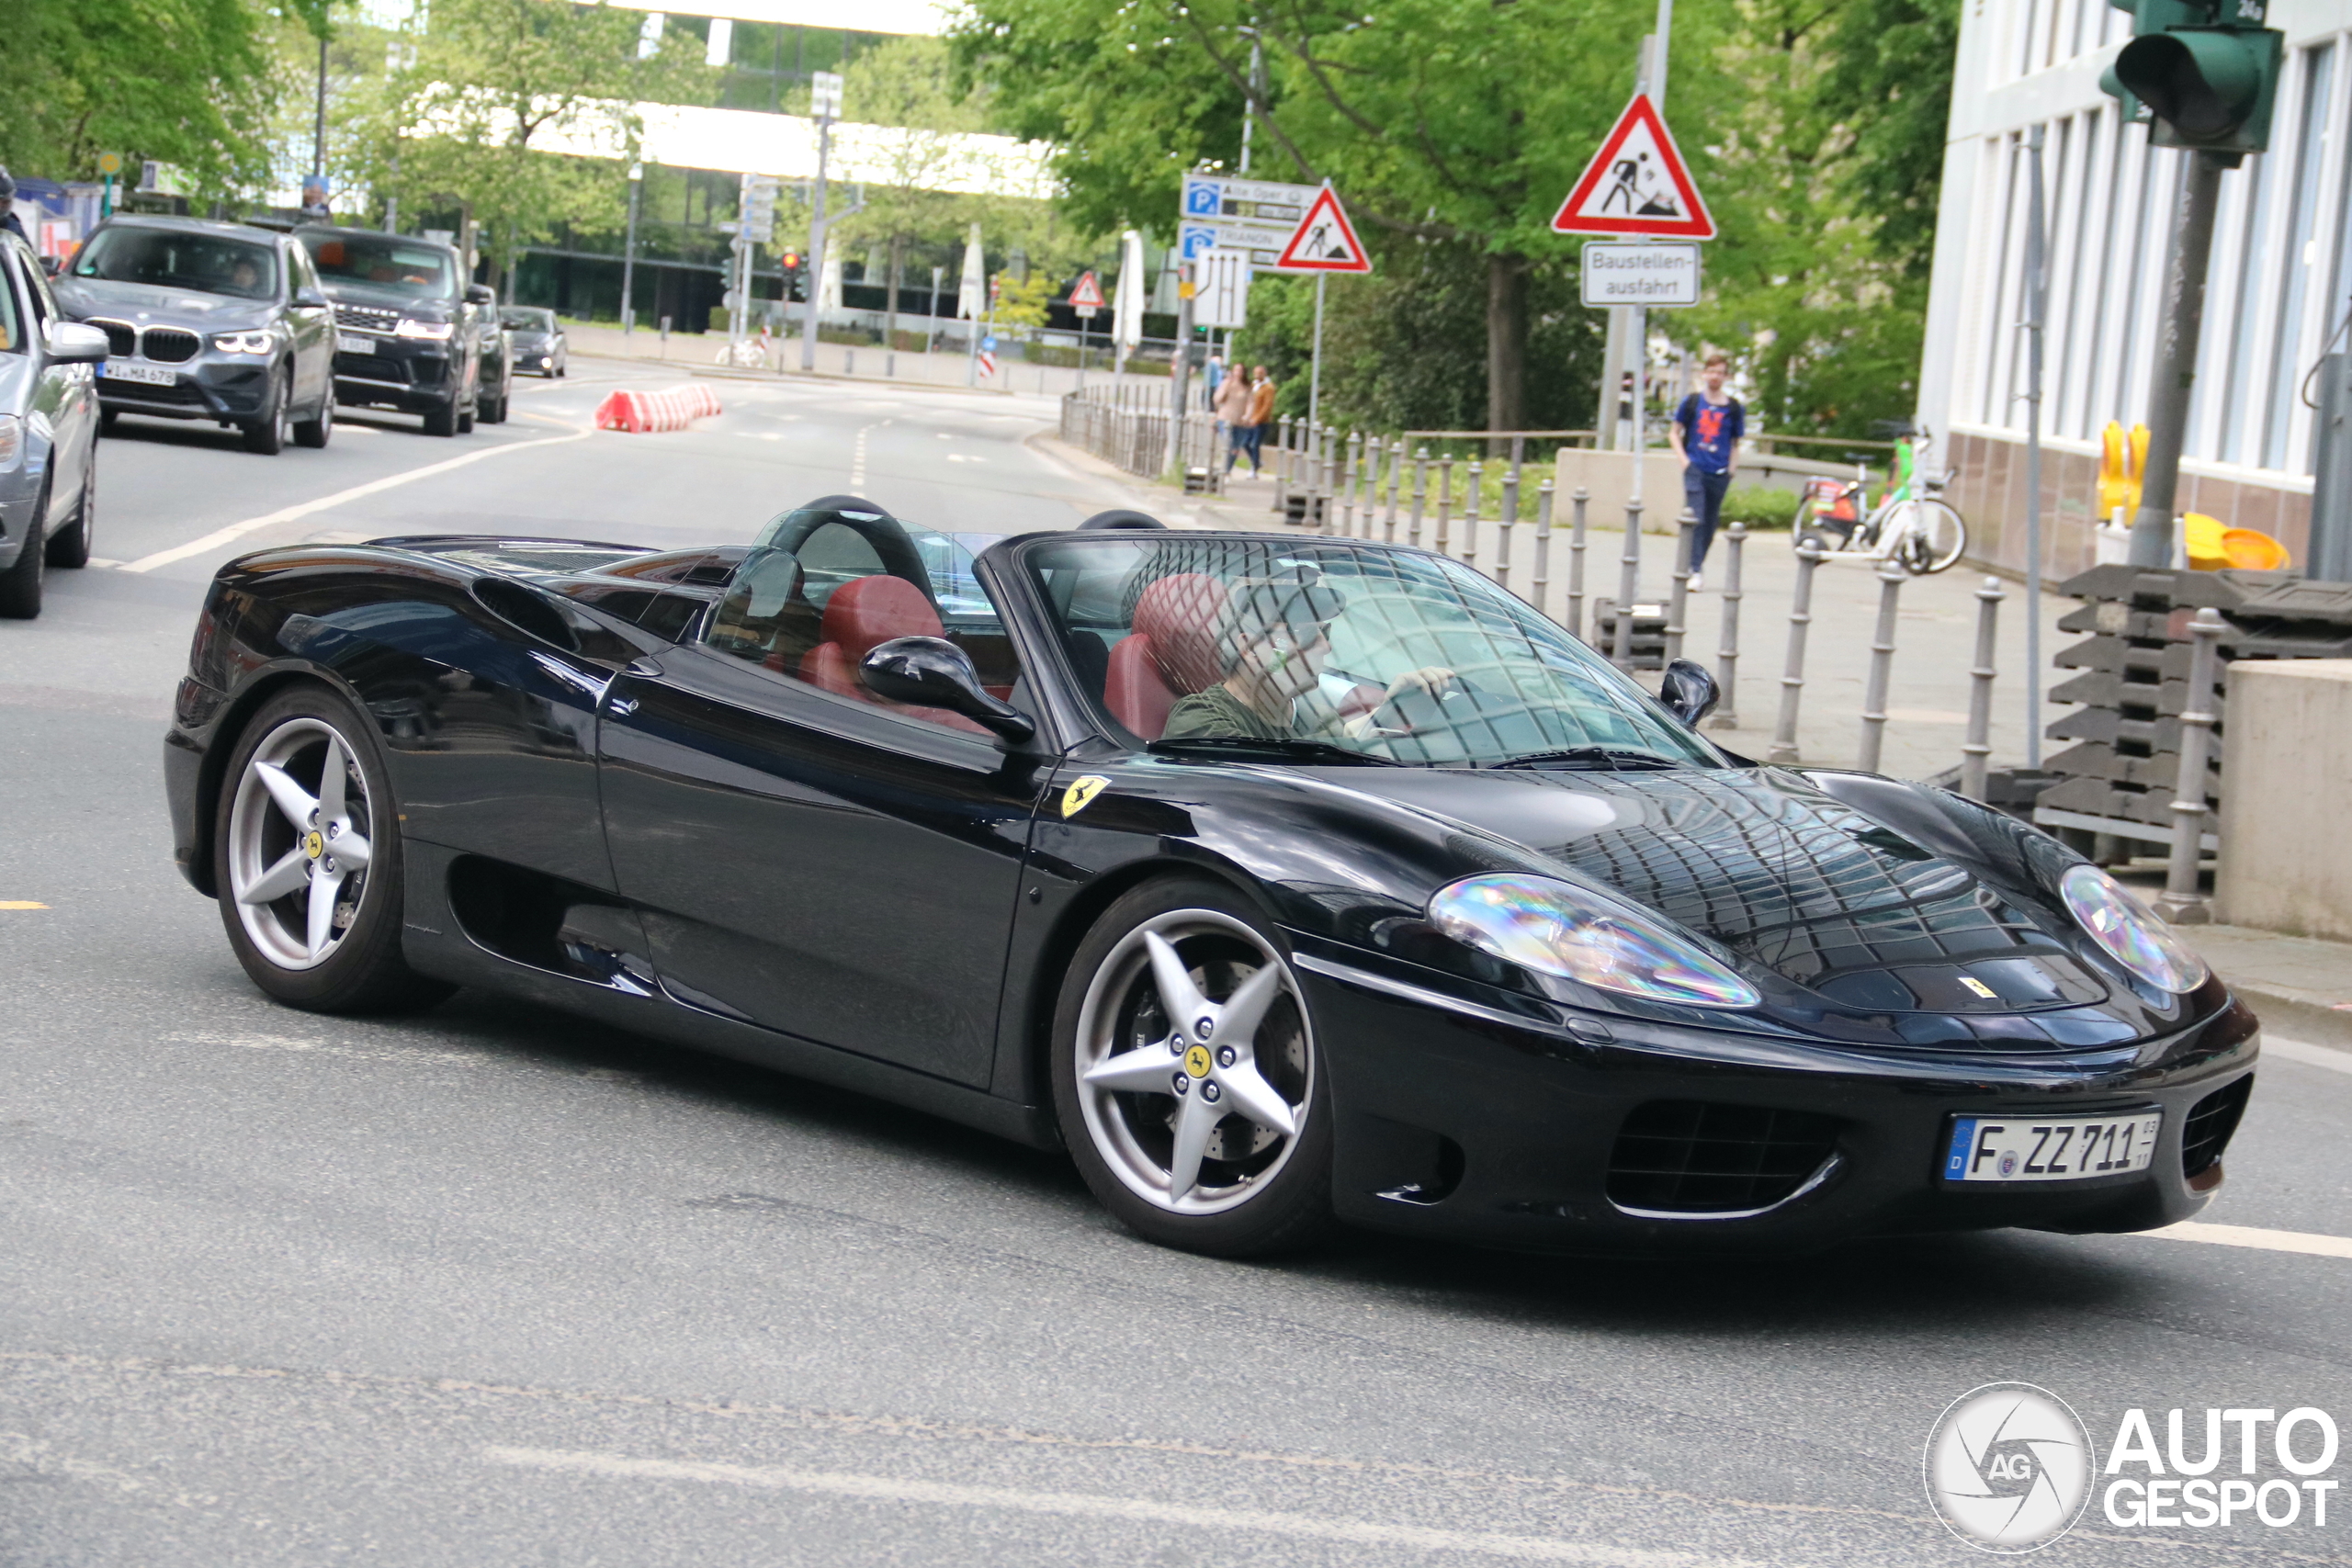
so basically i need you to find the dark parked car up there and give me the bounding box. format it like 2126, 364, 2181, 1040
294, 226, 485, 437
500, 306, 567, 378
0, 230, 107, 618
53, 216, 334, 455
164, 502, 2258, 1259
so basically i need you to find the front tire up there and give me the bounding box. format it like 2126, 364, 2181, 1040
1051, 877, 1332, 1257
1894, 497, 1969, 574
243, 365, 291, 455
422, 399, 458, 437
213, 685, 455, 1014
293, 390, 334, 449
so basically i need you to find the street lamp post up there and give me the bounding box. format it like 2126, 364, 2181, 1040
799, 70, 842, 374
621, 163, 643, 333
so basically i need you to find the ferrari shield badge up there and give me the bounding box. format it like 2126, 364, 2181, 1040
1060, 775, 1111, 818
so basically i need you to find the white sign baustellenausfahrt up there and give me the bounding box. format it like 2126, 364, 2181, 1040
1579, 242, 1701, 308
1193, 248, 1250, 329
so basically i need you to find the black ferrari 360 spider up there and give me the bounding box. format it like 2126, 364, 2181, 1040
164, 497, 2257, 1257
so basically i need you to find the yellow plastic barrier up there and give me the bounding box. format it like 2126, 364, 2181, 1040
2183, 513, 2292, 571
2098, 421, 2151, 519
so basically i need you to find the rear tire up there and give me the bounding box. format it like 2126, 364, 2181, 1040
45, 454, 92, 569
0, 491, 45, 619
213, 684, 456, 1014
293, 392, 333, 449
1052, 876, 1334, 1258
478, 392, 506, 424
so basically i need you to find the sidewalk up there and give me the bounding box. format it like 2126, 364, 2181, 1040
564, 321, 1177, 401
2181, 926, 2352, 1050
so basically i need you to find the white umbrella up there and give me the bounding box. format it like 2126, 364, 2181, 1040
1112, 229, 1145, 348
956, 222, 985, 321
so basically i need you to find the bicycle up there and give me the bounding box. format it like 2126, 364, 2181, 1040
1791, 426, 1969, 574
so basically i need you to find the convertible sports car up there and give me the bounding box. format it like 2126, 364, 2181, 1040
163, 498, 2258, 1258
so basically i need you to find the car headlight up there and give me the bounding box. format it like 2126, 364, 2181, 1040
212, 331, 274, 354
395, 319, 455, 340
2059, 864, 2209, 993
540, 355, 552, 367
1427, 872, 1759, 1009
0, 414, 19, 469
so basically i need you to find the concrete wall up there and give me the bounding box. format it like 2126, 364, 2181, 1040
1552, 449, 1701, 535
2214, 660, 2352, 942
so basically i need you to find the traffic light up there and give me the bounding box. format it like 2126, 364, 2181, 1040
780, 249, 803, 302
2101, 0, 2284, 156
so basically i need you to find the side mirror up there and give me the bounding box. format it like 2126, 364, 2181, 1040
1659, 658, 1720, 727
861, 636, 1036, 746
44, 321, 110, 365
293, 285, 329, 308
40, 255, 62, 278
465, 284, 496, 306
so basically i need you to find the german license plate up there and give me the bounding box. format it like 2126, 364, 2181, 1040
336, 333, 375, 354
1944, 1112, 2162, 1182
99, 361, 176, 386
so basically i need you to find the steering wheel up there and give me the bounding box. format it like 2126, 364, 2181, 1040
1371, 671, 1482, 734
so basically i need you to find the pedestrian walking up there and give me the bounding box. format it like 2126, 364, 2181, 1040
1668, 353, 1745, 592
1204, 353, 1225, 412
1216, 361, 1254, 472
1231, 365, 1275, 475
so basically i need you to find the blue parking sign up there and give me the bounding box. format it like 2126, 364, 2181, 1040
1183, 180, 1222, 218
1180, 225, 1218, 260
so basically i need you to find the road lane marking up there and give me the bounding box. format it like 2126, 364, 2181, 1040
0, 901, 48, 909
119, 425, 594, 573
479, 1447, 1753, 1566
2143, 1222, 2352, 1260
2265, 1035, 2352, 1077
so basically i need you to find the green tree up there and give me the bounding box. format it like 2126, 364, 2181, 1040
1, 0, 281, 191
346, 0, 713, 283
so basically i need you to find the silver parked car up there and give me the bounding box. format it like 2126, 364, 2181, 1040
0, 230, 107, 619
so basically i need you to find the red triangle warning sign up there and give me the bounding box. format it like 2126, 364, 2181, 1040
1069, 270, 1105, 309
1552, 95, 1715, 240
1273, 185, 1372, 274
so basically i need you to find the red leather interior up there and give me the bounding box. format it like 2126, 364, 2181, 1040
1103, 574, 1227, 739
798, 575, 985, 732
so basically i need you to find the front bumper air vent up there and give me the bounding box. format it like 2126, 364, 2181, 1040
1606, 1100, 1841, 1216
2181, 1076, 2252, 1179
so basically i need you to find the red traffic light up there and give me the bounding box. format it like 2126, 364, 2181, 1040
782, 250, 802, 269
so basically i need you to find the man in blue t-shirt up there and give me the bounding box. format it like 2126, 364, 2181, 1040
1669, 354, 1744, 590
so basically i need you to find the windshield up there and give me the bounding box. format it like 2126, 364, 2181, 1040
298, 232, 457, 299
501, 307, 556, 332
72, 228, 278, 301
1026, 536, 1724, 768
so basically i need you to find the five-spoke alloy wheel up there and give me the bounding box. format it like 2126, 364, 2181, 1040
213, 686, 451, 1012
1054, 878, 1331, 1255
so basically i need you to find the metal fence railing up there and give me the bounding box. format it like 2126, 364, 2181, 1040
1060, 386, 1228, 491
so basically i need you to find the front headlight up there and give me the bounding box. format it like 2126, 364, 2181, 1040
2059, 864, 2210, 993
1427, 872, 1760, 1009
212, 330, 273, 354
0, 414, 20, 469
395, 319, 455, 341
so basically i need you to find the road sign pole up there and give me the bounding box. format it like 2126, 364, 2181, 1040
1308, 274, 1326, 428
2129, 150, 2229, 569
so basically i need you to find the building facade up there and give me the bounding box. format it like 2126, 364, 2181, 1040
1917, 0, 2352, 575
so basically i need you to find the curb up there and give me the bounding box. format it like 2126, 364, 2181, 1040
2230, 979, 2352, 1051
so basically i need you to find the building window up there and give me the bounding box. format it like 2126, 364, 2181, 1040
2264, 43, 2338, 473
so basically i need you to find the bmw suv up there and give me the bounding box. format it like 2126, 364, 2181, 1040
295, 226, 487, 437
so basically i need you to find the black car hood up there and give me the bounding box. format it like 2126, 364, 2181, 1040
1329, 763, 2190, 1048
54, 276, 272, 331
322, 280, 456, 317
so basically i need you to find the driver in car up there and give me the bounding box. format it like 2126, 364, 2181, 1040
1162, 572, 1452, 742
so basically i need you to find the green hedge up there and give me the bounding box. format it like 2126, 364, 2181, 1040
1717, 482, 1799, 531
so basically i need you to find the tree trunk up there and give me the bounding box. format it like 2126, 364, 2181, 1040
1486, 252, 1529, 444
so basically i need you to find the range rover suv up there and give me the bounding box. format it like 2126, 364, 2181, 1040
294, 226, 486, 437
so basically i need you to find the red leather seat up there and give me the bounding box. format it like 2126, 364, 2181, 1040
799, 575, 985, 732
1104, 574, 1227, 739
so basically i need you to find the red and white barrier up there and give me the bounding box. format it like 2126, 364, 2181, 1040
594, 384, 723, 433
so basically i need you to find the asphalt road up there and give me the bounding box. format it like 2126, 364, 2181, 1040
3, 362, 2350, 1567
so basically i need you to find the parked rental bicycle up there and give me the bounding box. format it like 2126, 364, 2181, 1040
1791, 425, 1969, 574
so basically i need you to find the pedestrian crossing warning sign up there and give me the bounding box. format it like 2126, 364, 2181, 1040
1272, 185, 1372, 274
1069, 270, 1105, 309
1551, 95, 1716, 240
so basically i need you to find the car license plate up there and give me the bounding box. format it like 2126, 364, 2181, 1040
1944, 1111, 2162, 1182
336, 333, 376, 354
99, 361, 177, 387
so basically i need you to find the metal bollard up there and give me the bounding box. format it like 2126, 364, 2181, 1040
1666, 510, 1696, 664
1856, 559, 1906, 774
1272, 418, 1293, 515
1708, 522, 1747, 729
1770, 544, 1826, 764
1408, 447, 1430, 546
1384, 439, 1403, 541
1498, 466, 1521, 596
1533, 479, 1556, 615
1436, 457, 1455, 556
2157, 607, 2227, 924
1611, 499, 1644, 669
1567, 488, 1589, 640
1464, 460, 1484, 570
1343, 431, 1363, 536
1325, 425, 1342, 535
1960, 577, 2004, 799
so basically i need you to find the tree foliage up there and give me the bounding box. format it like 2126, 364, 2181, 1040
1, 0, 281, 190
